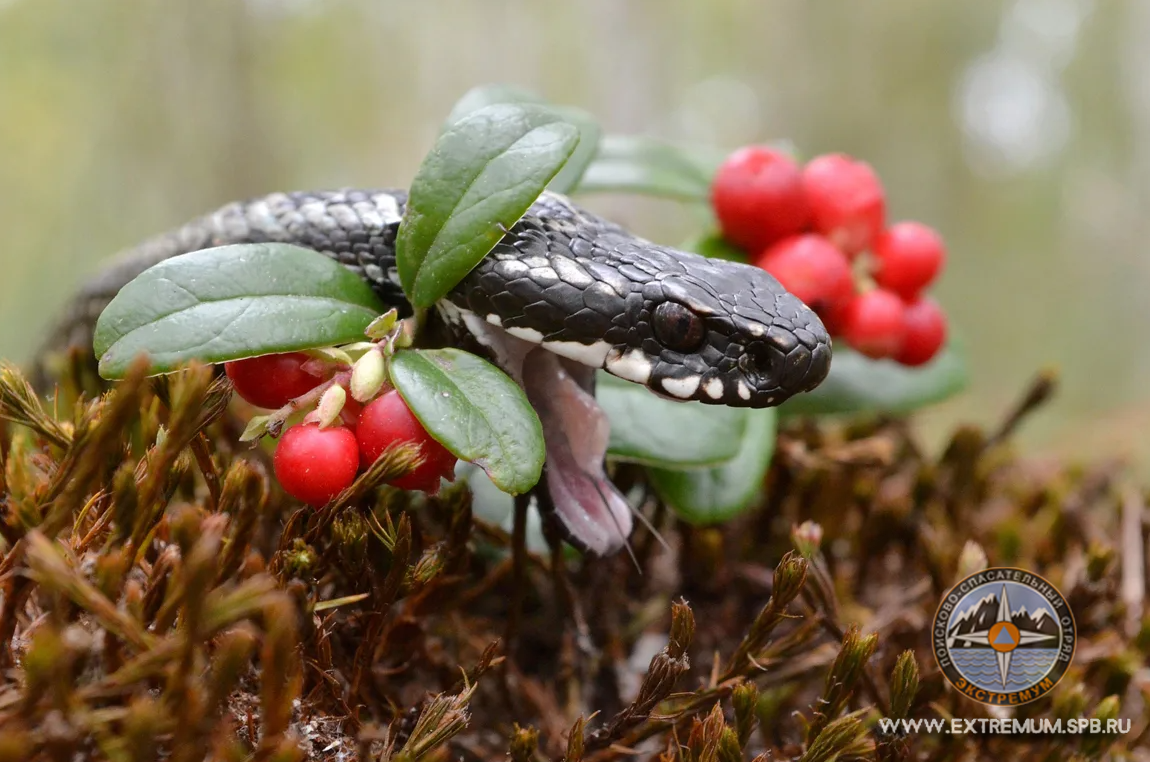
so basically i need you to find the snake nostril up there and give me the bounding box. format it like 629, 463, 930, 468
745, 342, 787, 383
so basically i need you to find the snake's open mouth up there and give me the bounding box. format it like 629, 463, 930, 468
456, 311, 634, 556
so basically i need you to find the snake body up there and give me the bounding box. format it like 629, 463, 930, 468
39, 188, 832, 554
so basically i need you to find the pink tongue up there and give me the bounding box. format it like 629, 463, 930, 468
521, 348, 634, 556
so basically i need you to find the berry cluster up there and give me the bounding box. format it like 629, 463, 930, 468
711, 147, 948, 366
226, 351, 457, 507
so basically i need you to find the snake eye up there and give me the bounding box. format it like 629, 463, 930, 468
653, 302, 706, 353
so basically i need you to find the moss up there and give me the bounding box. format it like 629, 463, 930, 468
0, 362, 1143, 760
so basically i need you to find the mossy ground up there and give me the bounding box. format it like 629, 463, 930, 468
0, 359, 1146, 761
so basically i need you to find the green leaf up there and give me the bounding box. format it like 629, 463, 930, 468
443, 85, 601, 194
546, 107, 600, 194
682, 231, 748, 263
397, 102, 580, 308
596, 371, 746, 467
92, 243, 386, 379
388, 348, 545, 495
573, 135, 723, 201
779, 337, 969, 417
444, 84, 547, 126
648, 408, 777, 524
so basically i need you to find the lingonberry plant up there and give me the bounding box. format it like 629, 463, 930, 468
710, 145, 810, 251
90, 84, 967, 535
753, 234, 854, 314
224, 352, 328, 410
873, 221, 947, 298
801, 152, 887, 255
711, 145, 951, 368
357, 390, 459, 494
273, 422, 360, 507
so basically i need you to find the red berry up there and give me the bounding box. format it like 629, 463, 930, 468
273, 423, 359, 507
896, 297, 948, 367
841, 289, 907, 359
802, 154, 885, 256
225, 352, 326, 410
755, 234, 855, 314
711, 146, 811, 252
873, 222, 946, 299
819, 298, 852, 338
357, 391, 458, 495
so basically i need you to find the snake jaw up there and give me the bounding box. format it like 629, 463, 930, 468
522, 351, 634, 555
446, 303, 634, 555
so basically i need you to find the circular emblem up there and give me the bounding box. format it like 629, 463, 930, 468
932, 567, 1076, 706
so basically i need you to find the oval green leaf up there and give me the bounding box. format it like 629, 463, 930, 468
388, 348, 545, 495
546, 107, 601, 194
595, 371, 746, 467
573, 135, 723, 201
397, 102, 580, 308
93, 243, 387, 379
647, 408, 777, 525
779, 338, 969, 417
443, 85, 601, 195
444, 84, 547, 127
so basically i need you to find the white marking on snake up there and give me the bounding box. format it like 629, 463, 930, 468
485, 314, 503, 326
328, 203, 358, 228
437, 300, 465, 327
498, 260, 529, 277
246, 200, 273, 227
703, 378, 724, 400
553, 257, 595, 288
737, 380, 752, 400
530, 266, 559, 283
522, 256, 549, 268
507, 326, 546, 343
370, 192, 402, 224
301, 200, 336, 230
605, 349, 652, 383
542, 340, 611, 367
352, 201, 383, 230
661, 376, 701, 399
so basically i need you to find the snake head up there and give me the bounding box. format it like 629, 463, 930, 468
599, 254, 833, 408
453, 223, 833, 409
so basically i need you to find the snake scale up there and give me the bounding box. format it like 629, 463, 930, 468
36, 188, 832, 555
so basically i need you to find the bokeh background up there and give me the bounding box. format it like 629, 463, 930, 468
0, 0, 1144, 464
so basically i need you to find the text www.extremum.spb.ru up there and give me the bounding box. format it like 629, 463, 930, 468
878, 717, 1133, 735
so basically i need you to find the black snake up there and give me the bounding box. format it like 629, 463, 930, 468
37, 188, 832, 555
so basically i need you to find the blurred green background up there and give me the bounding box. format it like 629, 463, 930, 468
1, 0, 1143, 464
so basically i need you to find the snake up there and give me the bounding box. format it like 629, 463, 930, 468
35, 188, 833, 555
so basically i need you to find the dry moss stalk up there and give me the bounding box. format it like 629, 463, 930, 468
0, 362, 1144, 761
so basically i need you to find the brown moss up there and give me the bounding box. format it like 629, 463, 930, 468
0, 361, 1145, 761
